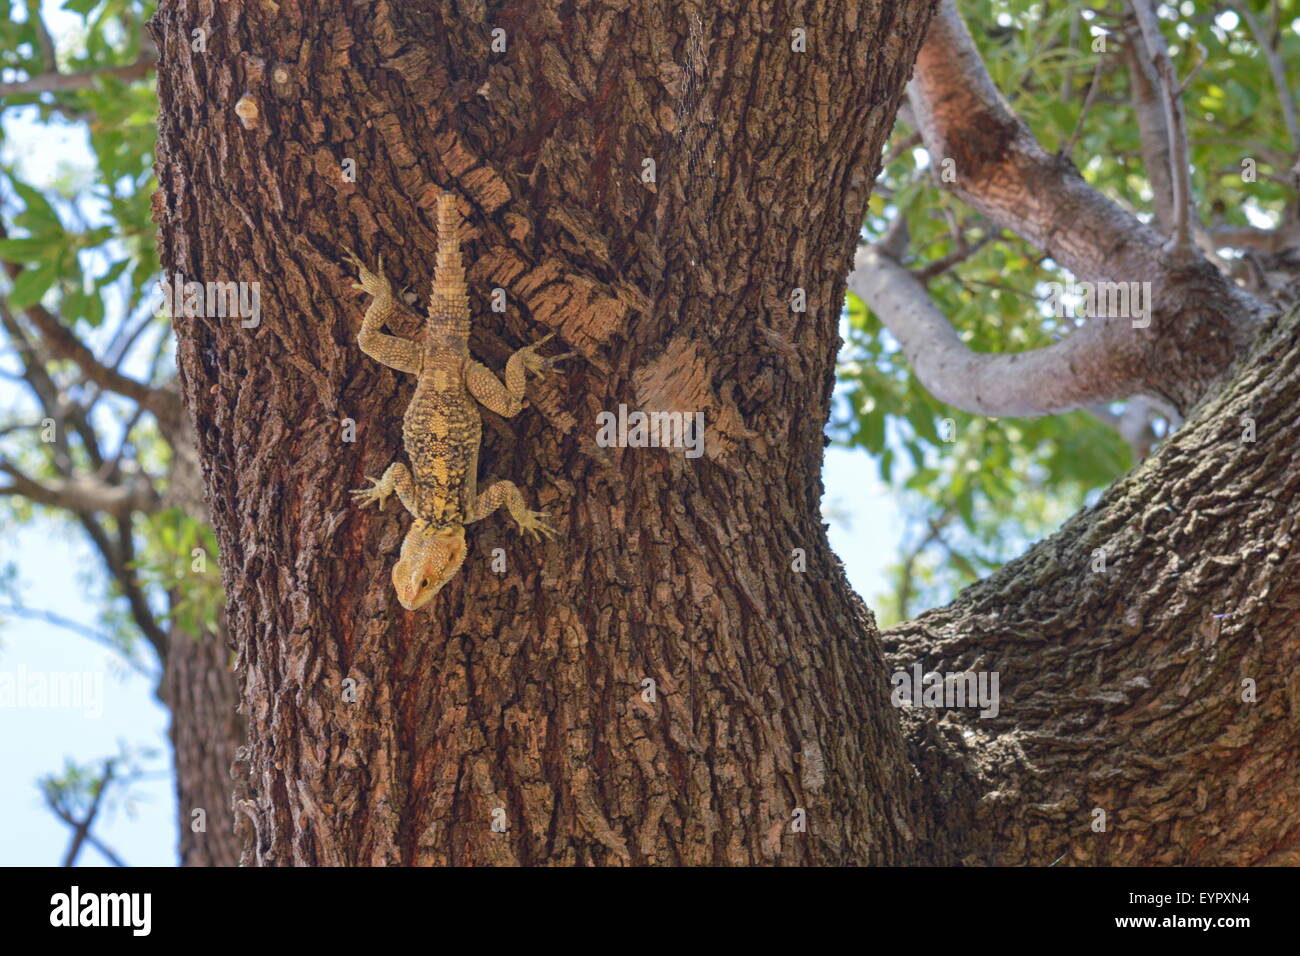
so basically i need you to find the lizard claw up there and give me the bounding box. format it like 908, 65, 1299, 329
519, 335, 564, 379
345, 248, 393, 299
516, 509, 557, 541
545, 351, 575, 368
520, 352, 549, 378
350, 476, 390, 510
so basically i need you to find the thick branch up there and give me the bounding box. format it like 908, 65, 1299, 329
902, 0, 1267, 413
886, 305, 1300, 865
850, 244, 1150, 416
910, 0, 1172, 283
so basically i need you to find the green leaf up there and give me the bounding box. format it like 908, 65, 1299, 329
8, 262, 57, 308
8, 178, 61, 231
62, 0, 102, 17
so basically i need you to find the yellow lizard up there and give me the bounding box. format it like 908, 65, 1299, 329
346, 193, 560, 610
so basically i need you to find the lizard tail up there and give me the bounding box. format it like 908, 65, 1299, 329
428, 191, 470, 338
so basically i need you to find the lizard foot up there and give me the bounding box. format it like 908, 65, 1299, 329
519, 332, 564, 379
515, 508, 558, 541
344, 249, 393, 300
350, 475, 392, 511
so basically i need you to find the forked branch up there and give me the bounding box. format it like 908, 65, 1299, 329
1128, 0, 1196, 258
850, 244, 1150, 417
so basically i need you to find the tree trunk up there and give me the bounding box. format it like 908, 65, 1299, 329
885, 304, 1300, 866
158, 409, 245, 867
150, 0, 939, 864
151, 0, 1300, 867
160, 614, 244, 865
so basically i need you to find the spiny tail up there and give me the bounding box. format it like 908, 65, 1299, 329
428, 192, 470, 335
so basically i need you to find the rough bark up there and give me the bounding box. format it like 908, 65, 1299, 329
150, 0, 1300, 870
887, 305, 1300, 865
159, 409, 245, 867
150, 0, 938, 865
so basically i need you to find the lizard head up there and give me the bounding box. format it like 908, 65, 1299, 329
393, 521, 467, 611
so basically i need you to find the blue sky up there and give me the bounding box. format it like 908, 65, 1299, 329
0, 523, 177, 866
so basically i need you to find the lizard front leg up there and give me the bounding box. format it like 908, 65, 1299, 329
465, 332, 563, 418
351, 462, 417, 515
468, 480, 556, 540
345, 250, 420, 374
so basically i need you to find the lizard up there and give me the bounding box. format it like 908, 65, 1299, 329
345, 192, 561, 611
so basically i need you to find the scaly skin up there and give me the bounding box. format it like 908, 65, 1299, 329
347, 193, 561, 610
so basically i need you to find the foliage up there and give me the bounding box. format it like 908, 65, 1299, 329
1, 0, 222, 650
132, 506, 224, 636
836, 0, 1299, 624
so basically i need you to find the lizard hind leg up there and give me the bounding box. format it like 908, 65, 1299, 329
351, 462, 417, 514
469, 480, 556, 540
464, 332, 566, 419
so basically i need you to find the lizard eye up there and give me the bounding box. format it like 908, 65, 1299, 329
420, 578, 431, 589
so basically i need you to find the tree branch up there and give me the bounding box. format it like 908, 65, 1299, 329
1, 289, 170, 663
0, 603, 155, 678
111, 520, 170, 663
1238, 3, 1300, 154
48, 801, 127, 867
914, 228, 996, 283
849, 244, 1152, 416
885, 306, 1300, 864
0, 303, 98, 470
0, 226, 182, 430
1059, 45, 1107, 161
899, 0, 1267, 413
33, 12, 58, 74
10, 296, 161, 409
0, 460, 157, 517
1121, 20, 1178, 233
0, 56, 155, 99
56, 760, 115, 868
909, 0, 1175, 282
1086, 396, 1165, 460
1128, 0, 1195, 258
1207, 223, 1300, 254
